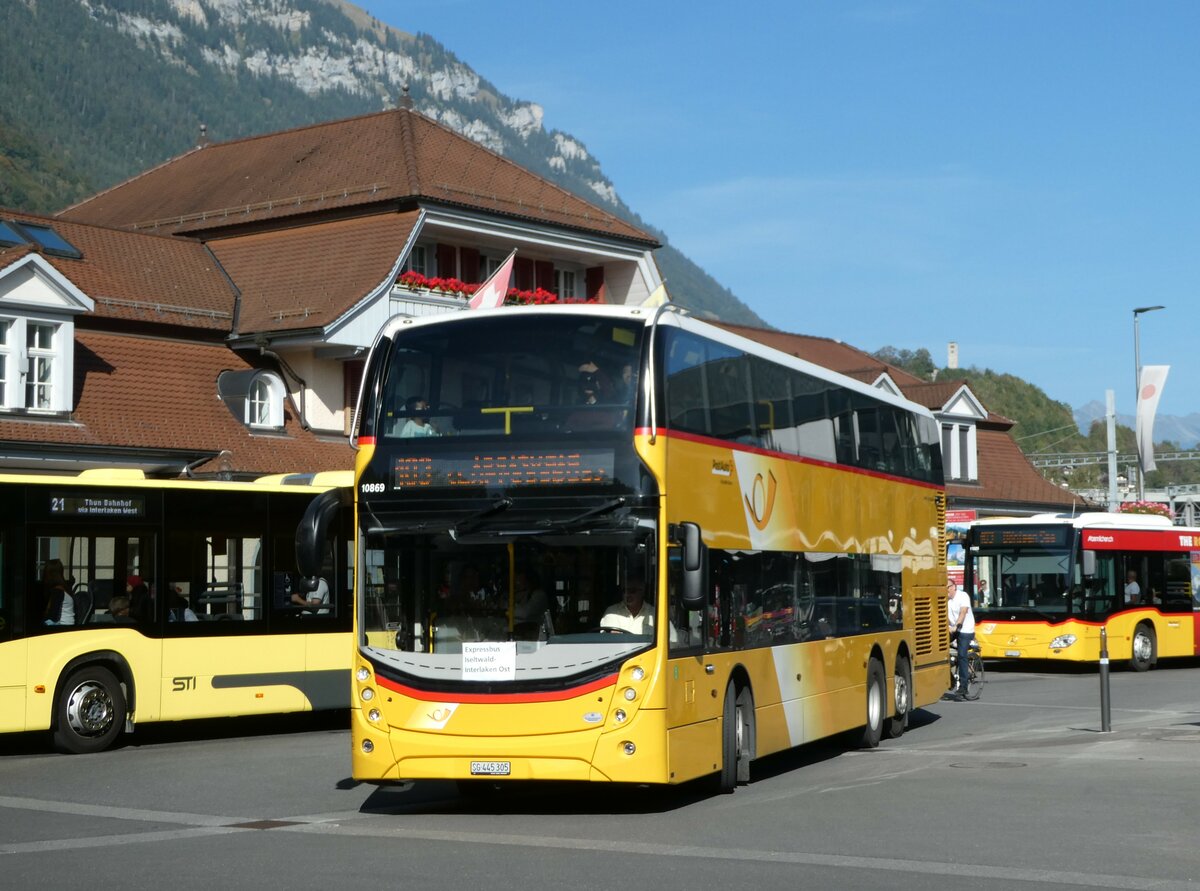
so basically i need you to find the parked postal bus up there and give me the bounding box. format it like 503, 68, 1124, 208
299, 304, 948, 792
965, 512, 1200, 670
0, 469, 352, 753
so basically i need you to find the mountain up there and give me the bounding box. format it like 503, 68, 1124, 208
1073, 402, 1200, 449
0, 0, 764, 326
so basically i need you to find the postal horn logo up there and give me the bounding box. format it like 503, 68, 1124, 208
744, 470, 778, 531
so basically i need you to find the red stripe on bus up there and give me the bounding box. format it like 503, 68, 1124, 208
359, 436, 376, 446
1081, 529, 1200, 551
634, 427, 943, 491
374, 672, 619, 703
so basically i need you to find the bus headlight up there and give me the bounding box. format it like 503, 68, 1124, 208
614, 709, 627, 723
1049, 634, 1077, 649
361, 687, 375, 701
630, 666, 645, 681
622, 741, 636, 755
361, 739, 374, 754
368, 708, 381, 723
356, 667, 372, 682
623, 687, 637, 702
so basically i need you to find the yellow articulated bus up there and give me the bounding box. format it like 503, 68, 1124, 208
965, 512, 1200, 670
299, 304, 948, 792
0, 468, 353, 753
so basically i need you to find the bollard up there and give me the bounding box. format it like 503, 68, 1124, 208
1099, 626, 1111, 732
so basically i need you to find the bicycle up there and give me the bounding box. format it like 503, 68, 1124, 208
948, 636, 985, 700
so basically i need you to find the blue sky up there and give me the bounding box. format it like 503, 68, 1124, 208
360, 0, 1199, 419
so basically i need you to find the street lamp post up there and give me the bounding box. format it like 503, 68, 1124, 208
1132, 305, 1165, 502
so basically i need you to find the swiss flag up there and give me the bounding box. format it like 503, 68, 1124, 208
468, 249, 517, 310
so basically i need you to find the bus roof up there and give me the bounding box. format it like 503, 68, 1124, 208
0, 468, 351, 493
374, 304, 937, 423
970, 511, 1186, 532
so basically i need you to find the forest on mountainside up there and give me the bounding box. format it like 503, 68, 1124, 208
0, 0, 762, 325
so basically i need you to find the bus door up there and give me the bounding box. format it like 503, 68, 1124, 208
160, 490, 305, 719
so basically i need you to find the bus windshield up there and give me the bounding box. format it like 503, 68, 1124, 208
362, 528, 660, 682
373, 314, 644, 440
971, 533, 1076, 619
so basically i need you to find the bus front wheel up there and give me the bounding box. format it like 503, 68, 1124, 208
1130, 624, 1156, 672
858, 659, 885, 749
717, 682, 750, 794
53, 665, 125, 754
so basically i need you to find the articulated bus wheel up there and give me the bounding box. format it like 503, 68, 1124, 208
53, 666, 125, 754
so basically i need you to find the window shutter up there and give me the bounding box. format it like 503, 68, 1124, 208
513, 257, 534, 291
586, 266, 606, 302
435, 244, 457, 278
534, 260, 555, 292
460, 247, 480, 283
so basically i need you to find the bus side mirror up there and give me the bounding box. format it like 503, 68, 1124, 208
296, 487, 351, 591
679, 521, 706, 611
1082, 550, 1096, 578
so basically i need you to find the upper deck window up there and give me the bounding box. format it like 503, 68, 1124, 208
372, 316, 644, 441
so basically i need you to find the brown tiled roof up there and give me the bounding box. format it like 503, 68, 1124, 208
210, 211, 421, 334
59, 108, 655, 245
1, 209, 235, 332
0, 331, 351, 475
949, 427, 1082, 510
715, 322, 926, 386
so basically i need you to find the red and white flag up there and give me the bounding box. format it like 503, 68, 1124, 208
468, 249, 516, 310
1136, 364, 1169, 473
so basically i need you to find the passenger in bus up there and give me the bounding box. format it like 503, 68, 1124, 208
566, 361, 618, 431
1124, 570, 1142, 605
42, 559, 76, 626
107, 595, 133, 622
292, 577, 330, 614
512, 568, 549, 624
600, 579, 677, 641
169, 588, 199, 622
601, 579, 653, 634
127, 576, 152, 623
400, 396, 439, 437
975, 579, 989, 608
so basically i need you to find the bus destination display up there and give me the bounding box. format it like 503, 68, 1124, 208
49, 493, 146, 517
975, 526, 1070, 548
393, 449, 614, 490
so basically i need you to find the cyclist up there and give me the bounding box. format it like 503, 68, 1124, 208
946, 580, 976, 701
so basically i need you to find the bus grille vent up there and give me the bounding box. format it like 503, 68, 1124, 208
935, 494, 947, 569
914, 594, 935, 656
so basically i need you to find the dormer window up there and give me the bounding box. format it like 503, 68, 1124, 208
246, 372, 285, 429
0, 316, 71, 414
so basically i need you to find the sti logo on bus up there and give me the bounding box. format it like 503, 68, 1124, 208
172, 676, 196, 692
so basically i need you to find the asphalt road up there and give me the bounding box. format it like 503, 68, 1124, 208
3, 660, 1200, 891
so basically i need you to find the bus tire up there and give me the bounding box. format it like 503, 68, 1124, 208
717, 682, 746, 794
53, 665, 125, 754
858, 659, 885, 749
1131, 623, 1156, 672
885, 656, 911, 739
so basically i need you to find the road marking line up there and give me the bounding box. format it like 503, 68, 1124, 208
281, 821, 1199, 890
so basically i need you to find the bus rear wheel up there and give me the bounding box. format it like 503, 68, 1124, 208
1130, 624, 1156, 672
885, 656, 911, 739
53, 665, 125, 754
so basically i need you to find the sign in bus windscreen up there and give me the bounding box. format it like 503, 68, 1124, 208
975, 526, 1072, 548
48, 492, 146, 518
392, 448, 616, 490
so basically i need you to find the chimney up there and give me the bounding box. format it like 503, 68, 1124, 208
947, 341, 959, 370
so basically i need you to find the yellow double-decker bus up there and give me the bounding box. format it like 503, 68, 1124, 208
303, 305, 948, 792
966, 512, 1200, 670
0, 469, 353, 753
